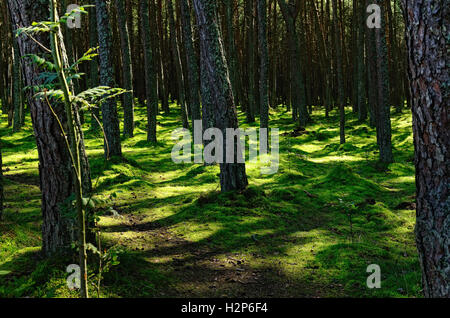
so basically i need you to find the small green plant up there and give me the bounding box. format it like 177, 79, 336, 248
338, 198, 357, 243
17, 2, 126, 298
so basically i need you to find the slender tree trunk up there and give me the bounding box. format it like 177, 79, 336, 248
365, 0, 377, 128
224, 0, 237, 105
168, 0, 189, 128
115, 0, 134, 138
374, 0, 393, 163
245, 0, 256, 123
157, 0, 170, 114
332, 0, 345, 144
192, 0, 248, 192
258, 0, 269, 130
356, 0, 367, 121
180, 0, 201, 131
140, 0, 158, 143
11, 30, 22, 132
89, 5, 100, 131
401, 0, 449, 298
95, 0, 122, 158
278, 0, 309, 127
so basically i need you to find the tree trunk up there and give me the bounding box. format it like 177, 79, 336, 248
245, 0, 256, 123
332, 0, 345, 144
192, 0, 248, 192
374, 0, 393, 163
258, 0, 269, 130
356, 0, 367, 121
115, 0, 134, 138
88, 4, 100, 131
7, 0, 91, 255
11, 30, 22, 132
95, 0, 122, 158
401, 0, 449, 298
140, 0, 158, 143
278, 0, 309, 127
168, 0, 189, 129
180, 0, 201, 131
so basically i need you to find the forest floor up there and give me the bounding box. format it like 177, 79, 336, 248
0, 103, 422, 298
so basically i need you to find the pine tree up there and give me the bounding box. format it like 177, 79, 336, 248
180, 0, 201, 131
7, 0, 91, 255
192, 0, 248, 192
373, 0, 393, 163
277, 0, 309, 127
95, 0, 122, 157
258, 0, 269, 130
140, 0, 158, 143
115, 0, 134, 138
401, 0, 449, 298
168, 0, 189, 129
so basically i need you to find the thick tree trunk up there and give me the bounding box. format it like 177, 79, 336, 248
95, 0, 122, 158
401, 0, 449, 298
192, 0, 248, 192
115, 0, 134, 138
7, 0, 91, 255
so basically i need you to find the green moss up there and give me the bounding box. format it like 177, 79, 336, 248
0, 105, 421, 298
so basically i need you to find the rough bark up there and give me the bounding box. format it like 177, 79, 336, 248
224, 0, 238, 106
258, 0, 269, 130
356, 0, 367, 121
140, 0, 158, 143
115, 0, 134, 138
88, 4, 100, 131
157, 0, 170, 114
168, 0, 189, 128
11, 30, 22, 132
332, 0, 345, 144
95, 0, 122, 158
374, 0, 393, 163
401, 0, 449, 298
180, 0, 201, 130
7, 0, 91, 255
192, 0, 248, 192
245, 0, 256, 123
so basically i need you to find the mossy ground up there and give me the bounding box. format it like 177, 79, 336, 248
0, 103, 421, 298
